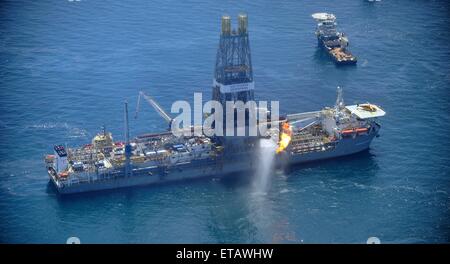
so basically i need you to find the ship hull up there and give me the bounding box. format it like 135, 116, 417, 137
288, 129, 376, 164
49, 156, 255, 194
48, 130, 379, 194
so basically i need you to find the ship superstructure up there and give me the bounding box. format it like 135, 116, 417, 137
45, 14, 385, 194
284, 87, 384, 163
312, 13, 357, 65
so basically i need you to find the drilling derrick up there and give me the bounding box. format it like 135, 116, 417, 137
213, 13, 254, 103
212, 14, 257, 153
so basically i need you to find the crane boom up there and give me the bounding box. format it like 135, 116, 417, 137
135, 91, 172, 124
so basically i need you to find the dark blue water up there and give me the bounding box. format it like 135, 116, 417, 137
1, 0, 449, 243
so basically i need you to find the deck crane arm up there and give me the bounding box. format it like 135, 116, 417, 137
135, 91, 173, 124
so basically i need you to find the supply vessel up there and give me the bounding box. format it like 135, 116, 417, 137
45, 14, 385, 194
312, 13, 357, 65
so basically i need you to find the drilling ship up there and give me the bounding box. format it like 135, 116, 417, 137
45, 14, 385, 194
312, 13, 357, 65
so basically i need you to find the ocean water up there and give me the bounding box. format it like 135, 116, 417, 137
0, 0, 449, 243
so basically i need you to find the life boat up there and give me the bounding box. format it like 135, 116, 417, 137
59, 172, 69, 178
341, 129, 355, 135
355, 127, 368, 133
45, 155, 55, 163
341, 127, 368, 136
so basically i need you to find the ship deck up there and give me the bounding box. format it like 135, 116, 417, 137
329, 47, 357, 64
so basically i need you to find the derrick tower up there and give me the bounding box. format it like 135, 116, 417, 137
213, 13, 254, 104
211, 13, 257, 152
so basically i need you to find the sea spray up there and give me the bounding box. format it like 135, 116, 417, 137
252, 138, 277, 194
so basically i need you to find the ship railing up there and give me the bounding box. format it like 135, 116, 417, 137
62, 169, 117, 186
291, 134, 325, 143
290, 142, 335, 154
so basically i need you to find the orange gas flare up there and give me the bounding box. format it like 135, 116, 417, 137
276, 122, 292, 154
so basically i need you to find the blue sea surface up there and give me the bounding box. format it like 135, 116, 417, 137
0, 0, 449, 243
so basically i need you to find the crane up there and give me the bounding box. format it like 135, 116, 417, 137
135, 91, 173, 124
